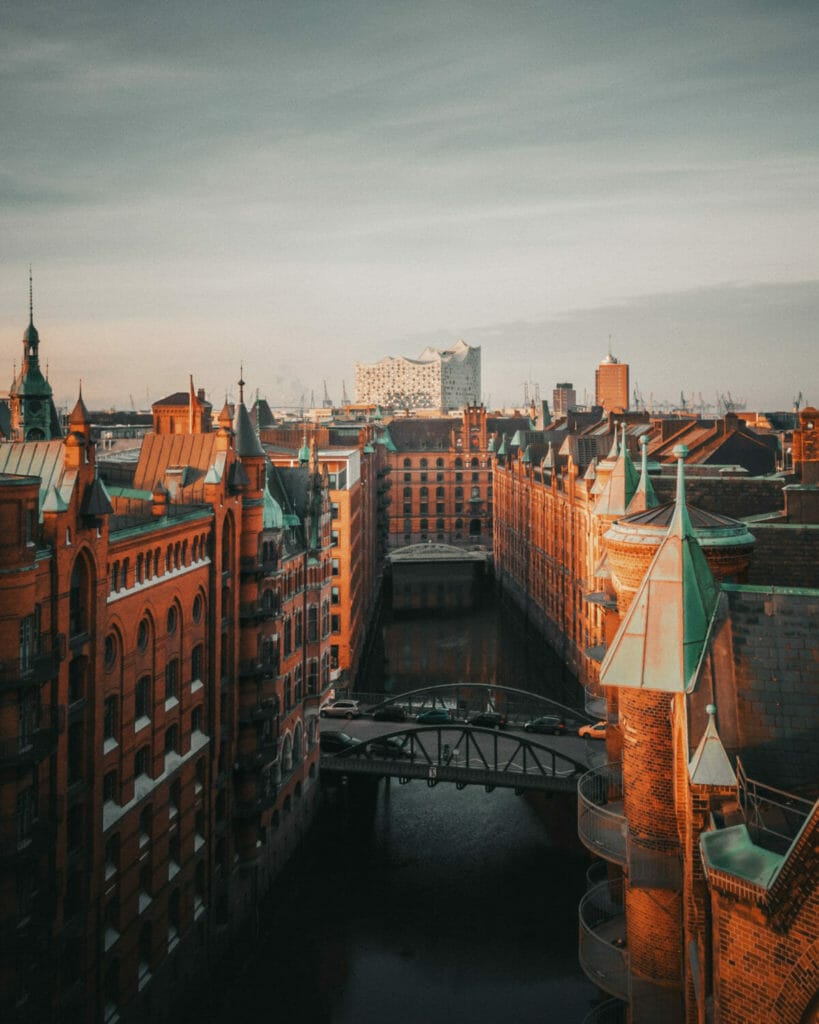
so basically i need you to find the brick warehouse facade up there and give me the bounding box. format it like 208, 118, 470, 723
494, 423, 819, 1021
0, 356, 336, 1020
378, 404, 530, 550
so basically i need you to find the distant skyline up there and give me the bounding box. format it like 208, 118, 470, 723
1, 2, 817, 412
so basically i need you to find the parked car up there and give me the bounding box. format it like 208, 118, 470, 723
468, 711, 507, 729
367, 735, 408, 759
320, 699, 361, 719
371, 705, 407, 722
416, 707, 452, 725
578, 720, 607, 740
524, 715, 566, 735
320, 731, 361, 754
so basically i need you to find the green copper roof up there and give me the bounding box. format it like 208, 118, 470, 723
689, 705, 736, 787
487, 435, 495, 452
700, 825, 783, 888
595, 424, 639, 517
298, 435, 311, 464
511, 429, 524, 447
627, 434, 659, 513
263, 485, 284, 529
600, 445, 719, 693
496, 433, 508, 456
375, 427, 397, 452
363, 443, 374, 454
522, 444, 532, 464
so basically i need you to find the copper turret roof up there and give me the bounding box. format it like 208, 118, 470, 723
600, 445, 720, 693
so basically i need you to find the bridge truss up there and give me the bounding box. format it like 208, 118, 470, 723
320, 725, 586, 794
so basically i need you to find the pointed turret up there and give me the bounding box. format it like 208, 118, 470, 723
599, 444, 720, 693
689, 705, 736, 788
10, 268, 60, 441
626, 434, 659, 514
594, 421, 639, 517
233, 374, 264, 459
298, 434, 311, 465
69, 382, 92, 444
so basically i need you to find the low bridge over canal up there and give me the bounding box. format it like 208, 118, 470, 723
346, 682, 592, 730
320, 725, 588, 794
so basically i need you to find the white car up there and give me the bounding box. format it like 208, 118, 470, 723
320, 699, 361, 719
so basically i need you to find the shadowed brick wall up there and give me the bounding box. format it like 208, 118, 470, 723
716, 585, 819, 791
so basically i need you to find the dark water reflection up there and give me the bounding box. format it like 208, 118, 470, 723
194, 591, 598, 1024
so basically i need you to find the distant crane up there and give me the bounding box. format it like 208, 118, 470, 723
342, 380, 350, 405
632, 385, 645, 412
322, 380, 333, 408
794, 391, 803, 413
129, 394, 136, 412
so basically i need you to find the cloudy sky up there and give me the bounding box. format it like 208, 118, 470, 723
1, 1, 817, 412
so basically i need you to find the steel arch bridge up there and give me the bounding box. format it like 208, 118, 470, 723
350, 682, 591, 728
319, 725, 586, 794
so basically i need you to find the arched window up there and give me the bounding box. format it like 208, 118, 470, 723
436, 457, 444, 467
293, 723, 303, 765
420, 458, 428, 468
70, 557, 91, 637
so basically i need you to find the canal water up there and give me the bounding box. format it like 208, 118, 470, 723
194, 588, 601, 1023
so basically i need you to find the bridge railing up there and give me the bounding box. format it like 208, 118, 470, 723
322, 725, 585, 793
346, 683, 590, 728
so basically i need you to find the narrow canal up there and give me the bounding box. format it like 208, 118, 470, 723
191, 587, 601, 1023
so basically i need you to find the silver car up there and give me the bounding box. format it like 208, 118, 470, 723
320, 699, 361, 719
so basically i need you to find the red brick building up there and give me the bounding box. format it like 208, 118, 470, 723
379, 404, 530, 549
0, 360, 333, 1022
494, 423, 819, 1021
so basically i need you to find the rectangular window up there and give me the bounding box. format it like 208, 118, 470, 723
19, 615, 34, 672
103, 770, 118, 805
165, 659, 178, 701
331, 587, 340, 605
307, 606, 318, 642
191, 705, 203, 734
135, 746, 149, 778
283, 617, 292, 657
331, 614, 340, 634
191, 645, 203, 684
135, 677, 151, 720
104, 696, 117, 741
164, 726, 178, 756
331, 558, 340, 576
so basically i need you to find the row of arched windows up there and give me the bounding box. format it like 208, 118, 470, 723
108, 533, 209, 596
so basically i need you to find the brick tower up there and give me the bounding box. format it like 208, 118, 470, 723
597, 444, 720, 1020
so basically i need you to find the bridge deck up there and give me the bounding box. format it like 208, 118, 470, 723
319, 724, 587, 794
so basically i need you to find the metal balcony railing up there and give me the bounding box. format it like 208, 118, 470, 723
581, 998, 628, 1024
0, 635, 60, 691
578, 877, 630, 1002
0, 707, 63, 767
578, 764, 628, 865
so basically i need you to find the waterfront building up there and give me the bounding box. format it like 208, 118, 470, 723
0, 321, 334, 1021
258, 416, 385, 689
379, 404, 529, 549
493, 412, 819, 1021
595, 351, 629, 415
354, 339, 481, 411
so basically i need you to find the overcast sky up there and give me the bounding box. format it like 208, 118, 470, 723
1, 1, 817, 412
